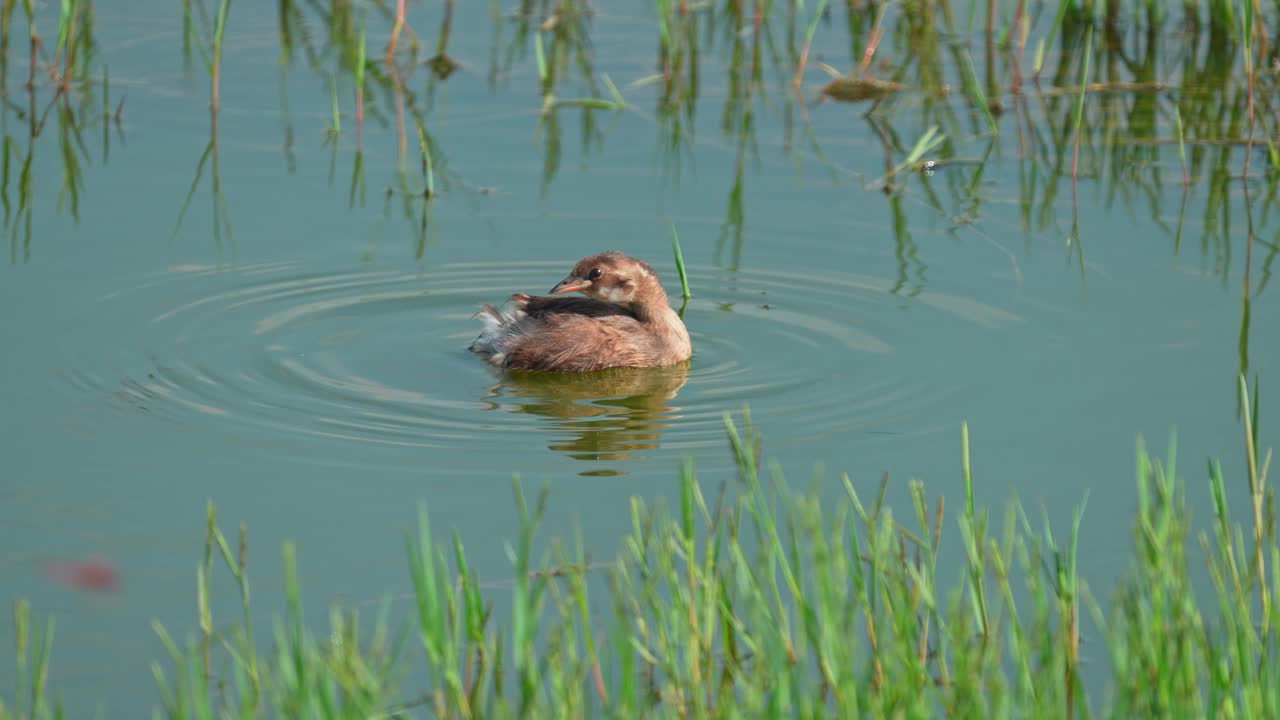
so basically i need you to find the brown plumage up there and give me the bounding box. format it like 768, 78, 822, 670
469, 252, 693, 373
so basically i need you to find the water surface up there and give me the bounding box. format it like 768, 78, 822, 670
0, 1, 1276, 714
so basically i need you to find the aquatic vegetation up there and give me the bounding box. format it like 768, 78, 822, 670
2, 377, 1274, 718
0, 0, 101, 262
172, 0, 235, 248
4, 601, 58, 720
669, 221, 692, 305
0, 0, 1276, 274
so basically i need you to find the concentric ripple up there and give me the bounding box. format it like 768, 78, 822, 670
62, 260, 1022, 472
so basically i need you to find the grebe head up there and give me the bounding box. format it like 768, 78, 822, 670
549, 251, 667, 305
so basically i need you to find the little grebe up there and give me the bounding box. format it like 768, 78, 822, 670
469, 252, 693, 373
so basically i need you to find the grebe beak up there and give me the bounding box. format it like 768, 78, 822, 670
550, 275, 591, 294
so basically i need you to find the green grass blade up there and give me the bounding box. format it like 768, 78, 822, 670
670, 221, 692, 302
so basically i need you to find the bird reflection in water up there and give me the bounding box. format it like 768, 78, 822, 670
486, 361, 690, 476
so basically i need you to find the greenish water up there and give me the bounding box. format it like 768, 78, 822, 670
0, 1, 1276, 715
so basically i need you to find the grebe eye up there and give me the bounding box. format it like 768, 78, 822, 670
587, 268, 602, 280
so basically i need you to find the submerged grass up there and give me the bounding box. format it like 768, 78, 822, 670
3, 380, 1275, 718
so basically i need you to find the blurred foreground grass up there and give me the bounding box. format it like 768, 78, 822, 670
3, 381, 1275, 719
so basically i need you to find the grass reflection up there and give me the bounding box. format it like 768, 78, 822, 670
0, 0, 101, 263
173, 0, 233, 251
0, 0, 1274, 300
